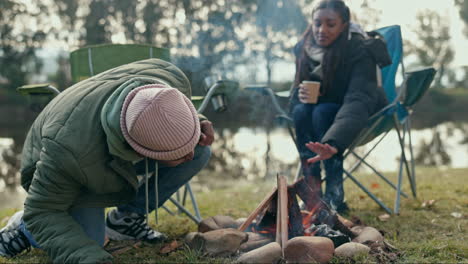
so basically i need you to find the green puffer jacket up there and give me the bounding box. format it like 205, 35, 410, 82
20, 59, 192, 264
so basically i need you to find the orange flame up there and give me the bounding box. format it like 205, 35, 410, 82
256, 225, 277, 235
302, 203, 321, 227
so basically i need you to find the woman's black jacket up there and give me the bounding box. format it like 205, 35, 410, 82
290, 33, 390, 154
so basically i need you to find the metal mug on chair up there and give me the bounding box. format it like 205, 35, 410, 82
203, 75, 227, 113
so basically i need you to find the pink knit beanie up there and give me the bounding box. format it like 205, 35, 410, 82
120, 84, 200, 161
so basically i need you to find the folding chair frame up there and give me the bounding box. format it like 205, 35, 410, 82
343, 66, 435, 214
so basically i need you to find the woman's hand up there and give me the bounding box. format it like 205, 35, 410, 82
298, 83, 310, 103
305, 142, 338, 163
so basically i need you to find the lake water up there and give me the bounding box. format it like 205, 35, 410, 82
232, 122, 468, 171
1, 122, 467, 209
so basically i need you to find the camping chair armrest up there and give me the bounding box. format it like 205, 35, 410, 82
275, 90, 291, 98
197, 82, 226, 114
369, 100, 399, 120
401, 67, 436, 107
17, 83, 60, 96
245, 85, 289, 117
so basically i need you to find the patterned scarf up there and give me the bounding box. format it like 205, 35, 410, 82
302, 22, 367, 80
304, 37, 325, 80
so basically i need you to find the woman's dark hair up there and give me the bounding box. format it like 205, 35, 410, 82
293, 0, 351, 94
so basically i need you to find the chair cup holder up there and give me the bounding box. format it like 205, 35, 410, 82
210, 94, 227, 112
203, 75, 239, 112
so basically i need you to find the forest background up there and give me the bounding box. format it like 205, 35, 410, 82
1, 0, 468, 193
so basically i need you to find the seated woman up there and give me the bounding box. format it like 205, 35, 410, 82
290, 0, 388, 213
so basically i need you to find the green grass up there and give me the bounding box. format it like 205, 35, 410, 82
1, 166, 467, 263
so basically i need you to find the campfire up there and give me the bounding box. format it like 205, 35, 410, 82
185, 174, 400, 263
238, 175, 354, 247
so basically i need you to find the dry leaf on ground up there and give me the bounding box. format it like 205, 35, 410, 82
107, 241, 142, 256
378, 214, 391, 222
160, 240, 180, 254
421, 199, 436, 208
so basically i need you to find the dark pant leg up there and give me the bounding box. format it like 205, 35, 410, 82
311, 103, 344, 210
322, 155, 344, 210
292, 103, 321, 178
292, 103, 323, 205
118, 145, 211, 215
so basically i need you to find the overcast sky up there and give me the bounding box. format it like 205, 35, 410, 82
265, 0, 468, 83
36, 0, 468, 83
347, 0, 467, 67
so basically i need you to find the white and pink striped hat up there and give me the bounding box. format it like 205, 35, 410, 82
120, 84, 200, 161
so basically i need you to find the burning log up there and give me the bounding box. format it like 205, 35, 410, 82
333, 215, 357, 240
293, 177, 322, 211
293, 177, 356, 241
337, 214, 355, 228
238, 188, 277, 232
287, 185, 304, 238
276, 174, 288, 252
275, 181, 281, 244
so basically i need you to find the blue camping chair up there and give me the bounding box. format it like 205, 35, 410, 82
17, 44, 239, 224
246, 25, 436, 214
341, 26, 436, 214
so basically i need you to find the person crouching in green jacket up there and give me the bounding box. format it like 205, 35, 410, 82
0, 59, 214, 263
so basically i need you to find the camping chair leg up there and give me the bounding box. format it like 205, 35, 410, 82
344, 131, 409, 198
182, 185, 188, 205
344, 115, 387, 158
184, 183, 202, 221
343, 169, 393, 214
394, 142, 406, 214
163, 184, 202, 224
393, 117, 405, 214
393, 115, 416, 214
161, 205, 176, 216
169, 197, 202, 224
342, 115, 389, 183
287, 124, 298, 149
393, 116, 414, 197
350, 151, 408, 198
394, 116, 412, 182
175, 189, 182, 214
345, 130, 391, 175
406, 117, 417, 197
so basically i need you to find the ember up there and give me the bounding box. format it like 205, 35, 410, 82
253, 225, 276, 236
302, 203, 321, 227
